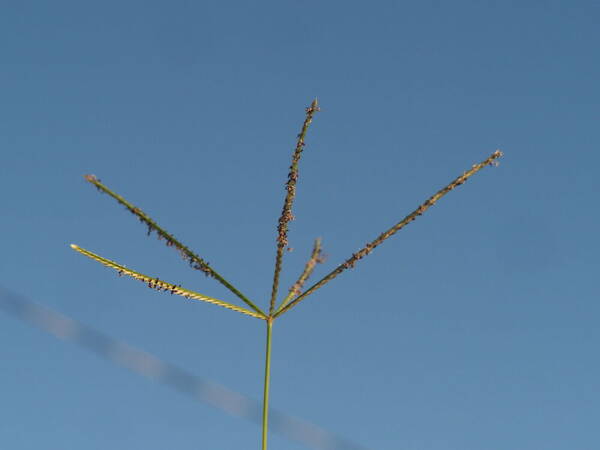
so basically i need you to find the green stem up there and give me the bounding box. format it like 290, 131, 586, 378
262, 319, 273, 450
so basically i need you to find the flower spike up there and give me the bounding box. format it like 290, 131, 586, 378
274, 150, 503, 318
269, 99, 320, 314
70, 244, 266, 320
83, 175, 265, 317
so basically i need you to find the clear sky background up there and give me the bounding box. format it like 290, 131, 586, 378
1, 1, 598, 449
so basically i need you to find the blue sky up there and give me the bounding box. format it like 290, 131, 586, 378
1, 1, 599, 449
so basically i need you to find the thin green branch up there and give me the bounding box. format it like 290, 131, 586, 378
275, 238, 324, 314
269, 99, 320, 315
70, 244, 266, 320
274, 150, 504, 318
83, 175, 265, 318
261, 319, 273, 450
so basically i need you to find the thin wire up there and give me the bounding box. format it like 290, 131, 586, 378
0, 287, 369, 450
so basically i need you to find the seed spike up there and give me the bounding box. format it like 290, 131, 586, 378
274, 150, 504, 318
268, 100, 320, 315
82, 175, 265, 317
70, 244, 266, 320
276, 238, 324, 314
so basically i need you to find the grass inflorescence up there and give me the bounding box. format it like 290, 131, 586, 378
71, 100, 503, 449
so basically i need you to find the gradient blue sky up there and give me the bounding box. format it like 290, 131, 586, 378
1, 1, 599, 449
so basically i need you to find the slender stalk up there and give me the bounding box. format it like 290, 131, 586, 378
262, 318, 273, 450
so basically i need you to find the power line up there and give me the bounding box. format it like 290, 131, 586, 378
0, 287, 368, 450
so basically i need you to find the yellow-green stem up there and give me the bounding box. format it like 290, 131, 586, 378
262, 319, 273, 450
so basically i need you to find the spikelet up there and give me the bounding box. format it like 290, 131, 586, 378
70, 244, 265, 320
275, 150, 503, 318
82, 175, 265, 317
269, 99, 320, 314
277, 238, 325, 313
